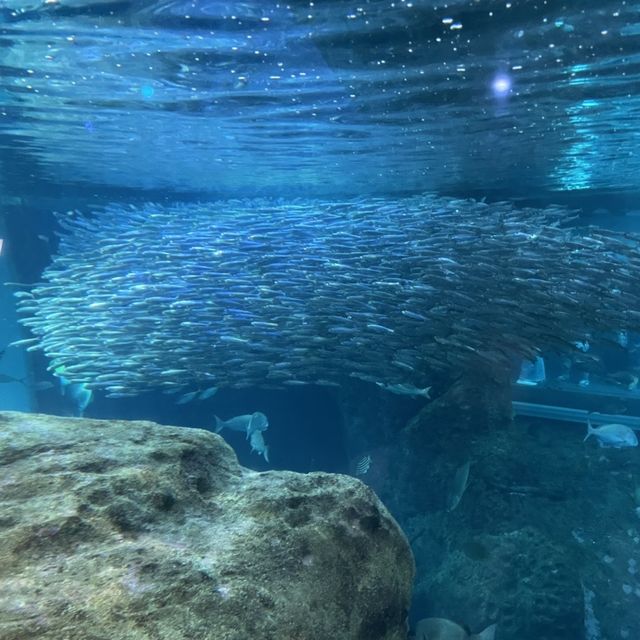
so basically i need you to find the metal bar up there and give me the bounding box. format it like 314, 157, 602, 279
511, 401, 640, 430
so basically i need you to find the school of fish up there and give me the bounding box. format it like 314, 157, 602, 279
12, 194, 640, 398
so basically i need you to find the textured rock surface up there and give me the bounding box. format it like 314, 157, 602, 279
0, 411, 413, 640
338, 374, 640, 640
397, 402, 638, 640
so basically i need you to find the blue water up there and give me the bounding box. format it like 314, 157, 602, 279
4, 3, 640, 639
2, 0, 640, 202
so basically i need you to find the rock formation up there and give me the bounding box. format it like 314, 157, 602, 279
341, 377, 640, 640
0, 411, 413, 640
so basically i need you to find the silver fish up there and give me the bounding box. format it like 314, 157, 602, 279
67, 382, 93, 417
214, 411, 269, 438
13, 195, 640, 399
176, 391, 199, 405
415, 618, 496, 640
584, 417, 638, 448
198, 386, 218, 400
249, 429, 270, 462
447, 461, 471, 512
376, 382, 432, 399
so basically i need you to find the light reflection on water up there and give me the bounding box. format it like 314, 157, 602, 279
0, 0, 640, 198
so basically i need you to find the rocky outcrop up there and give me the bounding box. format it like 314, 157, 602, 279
0, 411, 413, 640
338, 374, 640, 640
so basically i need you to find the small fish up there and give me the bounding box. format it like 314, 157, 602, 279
15, 196, 640, 401
54, 365, 71, 393
401, 310, 428, 321
376, 381, 431, 399
249, 429, 270, 462
219, 335, 249, 344
414, 618, 496, 640
447, 461, 471, 512
366, 323, 395, 334
8, 337, 39, 348
354, 454, 372, 476
214, 411, 269, 438
176, 390, 199, 405
392, 359, 415, 372
67, 382, 93, 417
160, 369, 189, 376
198, 386, 218, 400
584, 417, 638, 448
33, 380, 55, 391
0, 373, 25, 385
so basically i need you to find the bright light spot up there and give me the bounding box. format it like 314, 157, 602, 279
492, 73, 511, 96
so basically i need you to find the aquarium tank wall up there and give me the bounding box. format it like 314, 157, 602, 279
1, 1, 640, 639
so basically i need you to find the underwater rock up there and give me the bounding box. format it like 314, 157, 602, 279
397, 404, 640, 640
414, 527, 583, 640
0, 411, 413, 640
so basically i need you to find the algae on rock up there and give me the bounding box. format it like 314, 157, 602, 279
0, 411, 414, 640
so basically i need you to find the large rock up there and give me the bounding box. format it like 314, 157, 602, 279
0, 412, 413, 640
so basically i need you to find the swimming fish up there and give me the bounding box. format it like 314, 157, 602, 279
249, 429, 270, 462
198, 386, 218, 400
33, 380, 56, 391
214, 411, 269, 438
54, 364, 71, 393
354, 454, 372, 476
175, 387, 218, 403
14, 196, 640, 399
414, 618, 496, 640
176, 390, 199, 405
447, 460, 471, 512
0, 373, 25, 384
584, 417, 638, 448
376, 382, 432, 399
67, 382, 93, 417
